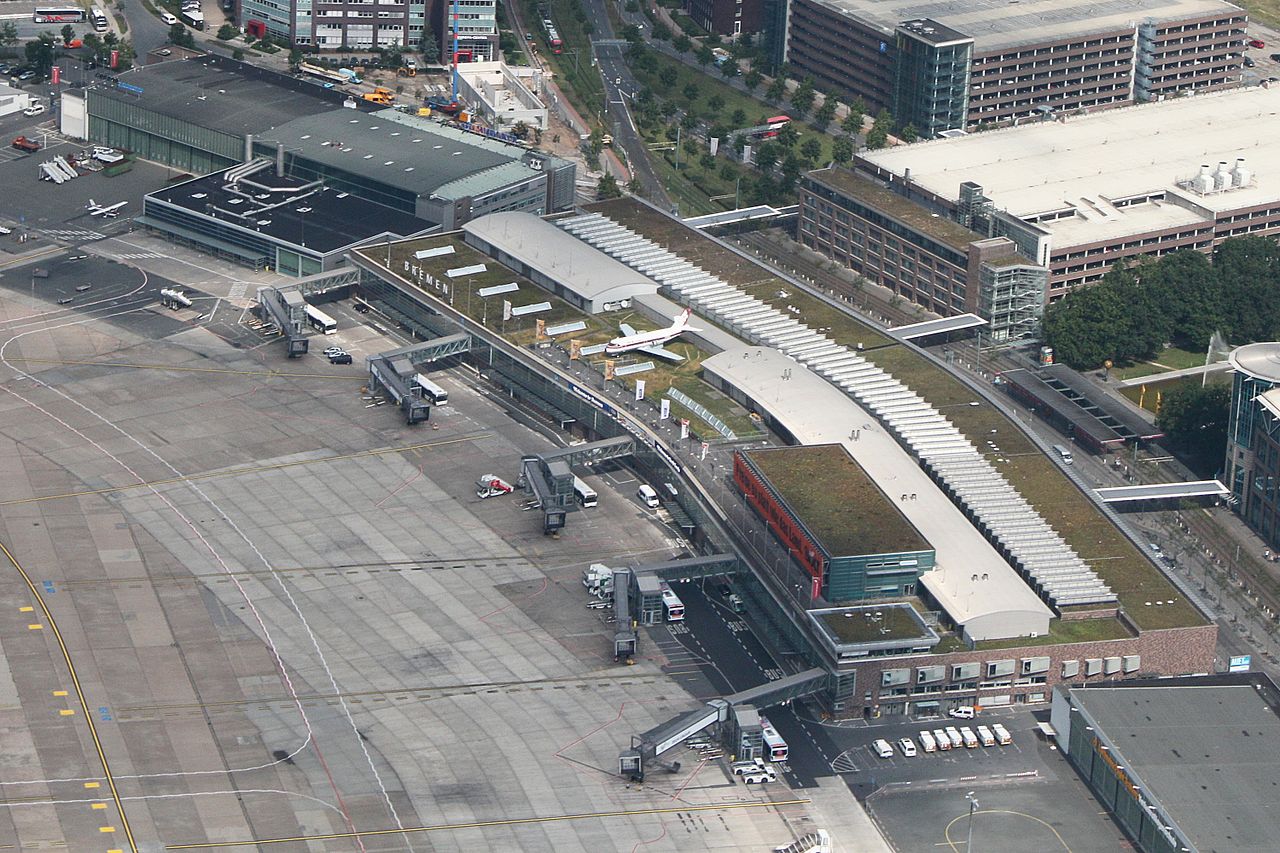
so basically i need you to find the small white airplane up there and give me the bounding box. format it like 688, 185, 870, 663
604, 307, 700, 361
85, 199, 127, 218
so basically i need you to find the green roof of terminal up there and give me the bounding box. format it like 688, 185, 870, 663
743, 444, 930, 558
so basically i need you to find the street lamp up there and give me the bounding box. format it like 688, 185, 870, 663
966, 791, 980, 852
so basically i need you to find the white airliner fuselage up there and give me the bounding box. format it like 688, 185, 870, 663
605, 308, 699, 355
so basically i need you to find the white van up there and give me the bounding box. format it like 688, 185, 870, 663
637, 484, 660, 508
976, 725, 996, 747
960, 727, 979, 749
1052, 444, 1074, 464
917, 731, 937, 753
160, 10, 179, 23
872, 738, 894, 759
933, 728, 952, 751
944, 727, 964, 750
992, 723, 1012, 745
949, 705, 976, 719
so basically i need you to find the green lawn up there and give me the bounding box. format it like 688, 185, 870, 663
1110, 346, 1209, 380
1119, 371, 1231, 413
519, 0, 605, 123
1239, 0, 1280, 28
973, 616, 1133, 650
820, 604, 932, 644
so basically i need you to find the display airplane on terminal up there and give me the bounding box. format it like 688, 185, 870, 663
85, 199, 127, 218
604, 308, 700, 362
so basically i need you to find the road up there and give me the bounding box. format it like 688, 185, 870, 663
593, 42, 671, 207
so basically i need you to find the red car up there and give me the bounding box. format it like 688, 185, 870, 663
1248, 38, 1266, 49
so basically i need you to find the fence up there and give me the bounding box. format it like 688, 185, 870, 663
668, 387, 737, 440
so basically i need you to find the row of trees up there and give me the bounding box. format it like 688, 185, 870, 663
1042, 238, 1280, 369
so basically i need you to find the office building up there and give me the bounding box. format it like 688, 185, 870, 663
1225, 342, 1280, 546
687, 0, 762, 38
785, 0, 1246, 130
238, 0, 495, 53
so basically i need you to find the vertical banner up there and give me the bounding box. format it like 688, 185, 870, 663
635, 379, 646, 401
679, 418, 690, 439
569, 339, 582, 360
503, 299, 512, 321
605, 360, 616, 381
51, 66, 60, 85
700, 441, 709, 460
535, 318, 546, 339
811, 575, 822, 601
660, 398, 670, 420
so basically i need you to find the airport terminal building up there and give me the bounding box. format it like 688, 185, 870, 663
786, 0, 1246, 133
60, 56, 574, 272
799, 85, 1280, 329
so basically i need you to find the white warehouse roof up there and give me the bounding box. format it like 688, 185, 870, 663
860, 86, 1280, 250
703, 346, 1052, 641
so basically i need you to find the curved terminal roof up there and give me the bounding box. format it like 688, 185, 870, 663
703, 346, 1052, 641
1229, 342, 1280, 383
463, 212, 660, 312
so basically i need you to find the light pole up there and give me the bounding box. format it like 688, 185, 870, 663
966, 791, 980, 852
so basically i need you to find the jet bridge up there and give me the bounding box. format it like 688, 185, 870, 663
255, 285, 309, 357
519, 437, 636, 534
367, 354, 430, 424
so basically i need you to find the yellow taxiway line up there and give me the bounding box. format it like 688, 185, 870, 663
0, 538, 138, 853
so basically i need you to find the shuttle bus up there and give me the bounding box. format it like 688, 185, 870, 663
304, 304, 337, 334
660, 583, 685, 622
33, 5, 85, 21
91, 6, 108, 31
754, 115, 792, 139
414, 373, 449, 405
760, 718, 789, 761
572, 476, 598, 508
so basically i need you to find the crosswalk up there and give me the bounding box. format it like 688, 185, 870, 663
109, 251, 165, 260
228, 281, 248, 301
40, 228, 107, 243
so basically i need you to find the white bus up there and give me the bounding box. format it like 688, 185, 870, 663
660, 583, 684, 622
572, 476, 598, 508
760, 718, 789, 761
304, 304, 337, 334
414, 373, 449, 405
91, 6, 108, 31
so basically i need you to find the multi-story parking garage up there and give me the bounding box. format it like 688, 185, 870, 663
786, 0, 1246, 132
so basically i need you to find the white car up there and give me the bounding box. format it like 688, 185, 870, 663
897, 738, 917, 757
322, 346, 345, 356
731, 758, 767, 776
741, 766, 777, 784
949, 705, 976, 719
872, 738, 894, 759
23, 103, 46, 117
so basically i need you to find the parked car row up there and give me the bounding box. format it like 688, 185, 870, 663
323, 345, 352, 364
873, 723, 1011, 759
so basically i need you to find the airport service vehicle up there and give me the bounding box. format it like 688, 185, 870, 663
605, 307, 700, 359
414, 373, 448, 404
572, 476, 598, 507
898, 738, 917, 757
992, 723, 1012, 745
918, 731, 937, 753
872, 739, 894, 759
12, 136, 40, 153
944, 727, 964, 750
582, 563, 613, 597
304, 304, 337, 334
91, 5, 108, 31
660, 582, 684, 622
932, 728, 952, 750
731, 758, 767, 775
475, 474, 514, 499
960, 727, 979, 749
741, 765, 777, 784
977, 725, 996, 747
761, 717, 789, 761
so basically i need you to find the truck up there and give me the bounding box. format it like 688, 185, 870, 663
11, 136, 40, 153
299, 62, 350, 86
426, 98, 462, 116
475, 474, 513, 498
397, 57, 417, 76
180, 8, 204, 29
582, 563, 613, 597
363, 86, 394, 104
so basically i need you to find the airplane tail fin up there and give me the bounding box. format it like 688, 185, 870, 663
674, 308, 702, 333
87, 199, 96, 208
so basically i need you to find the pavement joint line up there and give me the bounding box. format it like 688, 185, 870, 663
0, 539, 137, 852
163, 799, 813, 849
3, 357, 367, 380
0, 433, 491, 507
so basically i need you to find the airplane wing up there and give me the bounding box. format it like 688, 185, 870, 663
618, 322, 638, 337
635, 343, 685, 363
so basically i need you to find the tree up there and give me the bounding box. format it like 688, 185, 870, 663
1157, 384, 1231, 476
597, 173, 622, 199
865, 125, 888, 149
168, 22, 194, 48
814, 98, 836, 130
0, 22, 18, 48
775, 121, 798, 148
743, 68, 762, 93
832, 136, 853, 163
421, 24, 440, 63
288, 46, 303, 68
673, 34, 692, 53
730, 108, 747, 126
755, 141, 780, 172
1041, 274, 1137, 368
682, 81, 699, 103
789, 79, 814, 117
719, 162, 737, 182
60, 24, 75, 46
765, 76, 786, 102
24, 35, 55, 76
217, 23, 237, 40
658, 65, 678, 89
699, 152, 715, 170
510, 120, 530, 139
1216, 237, 1280, 342
842, 98, 866, 134
653, 23, 671, 41
696, 44, 714, 66
623, 24, 642, 44
707, 94, 724, 115
800, 136, 822, 163
900, 122, 918, 143
720, 58, 738, 79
